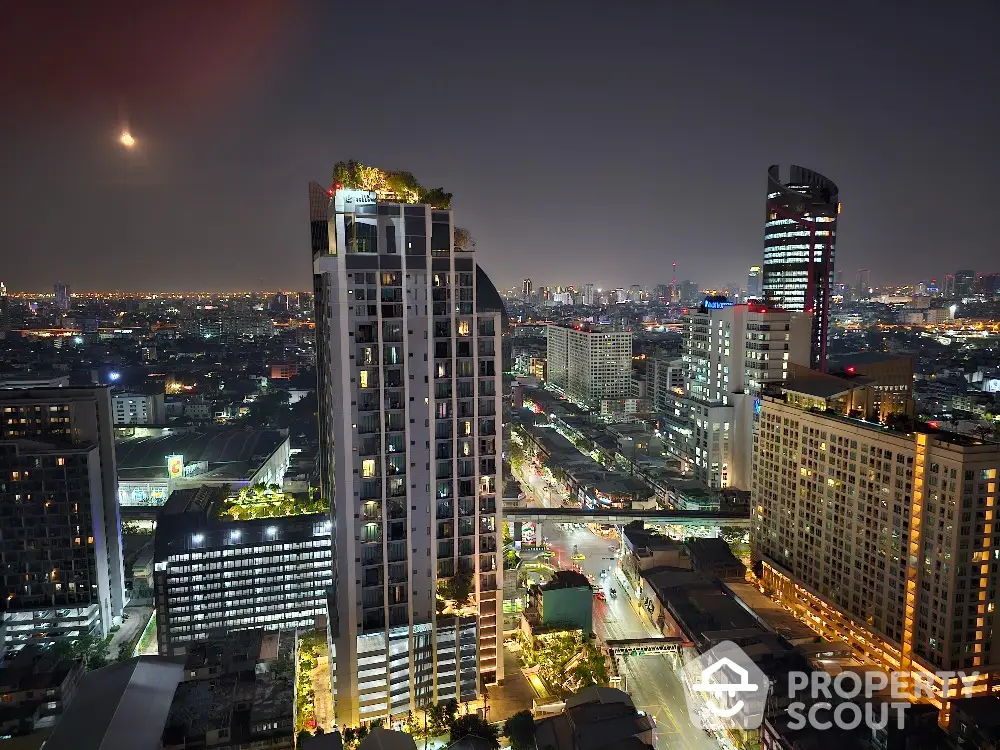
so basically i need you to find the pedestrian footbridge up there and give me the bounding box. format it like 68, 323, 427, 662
604, 637, 685, 655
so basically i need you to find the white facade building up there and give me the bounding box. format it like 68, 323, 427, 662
112, 392, 165, 425
546, 325, 632, 407
311, 180, 503, 725
680, 299, 811, 489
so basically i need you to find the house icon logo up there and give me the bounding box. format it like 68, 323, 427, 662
682, 641, 769, 730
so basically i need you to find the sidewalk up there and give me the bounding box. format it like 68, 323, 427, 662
109, 605, 153, 658
485, 646, 535, 723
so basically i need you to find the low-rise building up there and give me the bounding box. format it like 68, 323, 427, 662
533, 686, 654, 750
521, 571, 593, 638
0, 646, 83, 740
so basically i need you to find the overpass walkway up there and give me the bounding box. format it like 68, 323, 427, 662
504, 506, 750, 526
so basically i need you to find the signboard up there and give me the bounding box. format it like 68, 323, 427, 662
167, 455, 184, 479
334, 189, 377, 212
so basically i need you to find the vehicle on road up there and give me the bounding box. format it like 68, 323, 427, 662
537, 550, 554, 559
571, 553, 586, 561
595, 591, 606, 601
609, 588, 617, 599
599, 569, 608, 578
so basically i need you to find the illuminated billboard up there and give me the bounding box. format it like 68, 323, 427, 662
167, 455, 184, 479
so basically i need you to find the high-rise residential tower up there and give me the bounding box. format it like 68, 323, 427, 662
521, 278, 533, 299
679, 298, 811, 489
0, 387, 125, 647
310, 167, 503, 726
753, 378, 1000, 723
546, 324, 632, 407
762, 165, 839, 371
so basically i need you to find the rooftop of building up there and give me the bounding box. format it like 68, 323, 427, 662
830, 351, 914, 366
684, 537, 745, 569
41, 656, 187, 750
764, 390, 999, 448
534, 686, 654, 750
0, 646, 79, 694
115, 428, 288, 482
154, 497, 330, 562
164, 631, 293, 745
951, 695, 1000, 728
541, 570, 591, 591
622, 525, 683, 554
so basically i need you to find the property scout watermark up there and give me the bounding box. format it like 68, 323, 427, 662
682, 640, 979, 732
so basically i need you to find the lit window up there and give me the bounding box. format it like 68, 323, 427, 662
362, 459, 376, 478
359, 370, 370, 388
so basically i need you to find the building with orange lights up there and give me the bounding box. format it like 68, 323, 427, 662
752, 382, 1000, 723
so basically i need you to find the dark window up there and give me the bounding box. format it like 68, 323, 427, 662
385, 225, 397, 254
431, 222, 450, 252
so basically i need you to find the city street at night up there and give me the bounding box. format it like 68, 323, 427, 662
514, 463, 722, 750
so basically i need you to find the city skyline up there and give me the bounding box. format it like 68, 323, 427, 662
2, 1, 999, 292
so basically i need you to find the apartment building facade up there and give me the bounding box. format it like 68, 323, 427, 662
0, 388, 125, 646
753, 385, 1000, 721
311, 179, 503, 725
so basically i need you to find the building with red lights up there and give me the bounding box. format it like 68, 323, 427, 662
762, 165, 838, 371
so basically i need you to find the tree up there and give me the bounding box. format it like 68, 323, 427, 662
441, 698, 459, 730
504, 710, 536, 750
450, 715, 499, 750
450, 563, 473, 605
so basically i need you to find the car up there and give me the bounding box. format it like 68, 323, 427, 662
599, 569, 608, 578
537, 551, 554, 559
571, 553, 586, 561
595, 591, 606, 601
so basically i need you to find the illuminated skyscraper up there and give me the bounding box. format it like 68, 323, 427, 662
0, 281, 9, 338
856, 268, 871, 300
762, 165, 838, 370
310, 171, 503, 725
521, 278, 532, 299
747, 266, 761, 298
954, 269, 976, 297
53, 282, 71, 312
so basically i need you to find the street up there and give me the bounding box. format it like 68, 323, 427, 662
514, 467, 719, 750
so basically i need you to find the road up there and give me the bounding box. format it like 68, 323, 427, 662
520, 517, 720, 750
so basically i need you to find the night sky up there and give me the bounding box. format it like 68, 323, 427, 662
1, 1, 997, 293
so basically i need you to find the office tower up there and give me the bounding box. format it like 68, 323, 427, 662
978, 272, 1000, 297
53, 282, 71, 312
583, 283, 596, 306
747, 266, 761, 298
680, 298, 811, 489
762, 165, 838, 371
546, 324, 632, 406
152, 487, 332, 655
310, 172, 503, 725
955, 269, 976, 297
679, 280, 698, 304
942, 274, 956, 297
752, 379, 1000, 721
521, 278, 533, 299
0, 387, 125, 647
855, 268, 871, 300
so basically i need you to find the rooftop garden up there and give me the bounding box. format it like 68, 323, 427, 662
332, 160, 453, 209
219, 483, 326, 520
